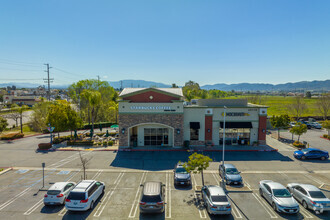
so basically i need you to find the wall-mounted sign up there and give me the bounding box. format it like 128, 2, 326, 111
221, 112, 250, 117
130, 106, 172, 110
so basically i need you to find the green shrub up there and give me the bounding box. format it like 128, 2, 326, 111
293, 141, 305, 148
67, 141, 94, 146
38, 143, 52, 149
0, 132, 24, 140
323, 134, 328, 138
107, 140, 113, 146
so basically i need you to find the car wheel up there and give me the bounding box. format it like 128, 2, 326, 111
303, 200, 308, 209
259, 188, 263, 197
90, 201, 94, 210
320, 156, 326, 160
301, 156, 306, 160
272, 203, 277, 212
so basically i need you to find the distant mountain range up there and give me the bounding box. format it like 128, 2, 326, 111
201, 80, 330, 91
1, 79, 329, 91
109, 80, 170, 89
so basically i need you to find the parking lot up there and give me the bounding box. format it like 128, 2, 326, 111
0, 167, 329, 220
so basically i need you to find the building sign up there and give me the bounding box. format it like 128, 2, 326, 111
222, 112, 250, 117
130, 106, 172, 110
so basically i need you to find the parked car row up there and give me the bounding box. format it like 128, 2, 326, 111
43, 162, 329, 217
289, 121, 322, 129
260, 180, 330, 214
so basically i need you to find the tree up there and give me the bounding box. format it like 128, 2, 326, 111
270, 115, 290, 139
0, 117, 8, 134
68, 79, 117, 125
3, 111, 20, 127
46, 102, 81, 137
287, 96, 307, 120
78, 151, 92, 180
183, 153, 212, 186
305, 91, 312, 99
171, 83, 179, 88
322, 120, 330, 136
316, 93, 330, 120
17, 105, 29, 133
109, 101, 119, 124
81, 90, 101, 131
290, 122, 308, 142
29, 102, 51, 132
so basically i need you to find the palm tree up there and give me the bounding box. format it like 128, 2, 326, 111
109, 101, 119, 124
82, 90, 101, 131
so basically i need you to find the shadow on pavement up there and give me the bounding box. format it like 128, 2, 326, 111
139, 212, 165, 220
110, 151, 294, 171
41, 205, 64, 214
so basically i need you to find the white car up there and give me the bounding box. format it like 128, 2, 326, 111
65, 180, 105, 211
259, 180, 299, 214
44, 182, 76, 205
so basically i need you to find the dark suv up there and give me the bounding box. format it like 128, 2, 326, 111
173, 162, 191, 186
139, 181, 165, 213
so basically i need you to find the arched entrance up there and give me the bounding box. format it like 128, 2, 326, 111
128, 123, 174, 147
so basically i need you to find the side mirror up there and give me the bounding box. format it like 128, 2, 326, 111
238, 171, 241, 174
140, 184, 143, 187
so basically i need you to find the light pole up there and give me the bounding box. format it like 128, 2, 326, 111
221, 106, 227, 189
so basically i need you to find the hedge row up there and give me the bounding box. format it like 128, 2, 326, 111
0, 133, 24, 140
322, 134, 330, 140
67, 141, 94, 146
38, 143, 52, 149
292, 141, 305, 148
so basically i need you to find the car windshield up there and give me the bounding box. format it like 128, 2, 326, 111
273, 189, 291, 198
67, 192, 85, 200
211, 195, 228, 202
47, 190, 61, 195
141, 195, 162, 203
176, 167, 188, 174
309, 191, 326, 199
226, 168, 239, 174
301, 149, 310, 153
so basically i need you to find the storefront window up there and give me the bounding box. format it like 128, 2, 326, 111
190, 128, 199, 140
219, 128, 250, 145
144, 128, 169, 146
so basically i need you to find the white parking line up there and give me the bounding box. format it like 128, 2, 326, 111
165, 171, 172, 218
192, 173, 201, 191
299, 204, 314, 219
23, 198, 44, 215
252, 193, 278, 218
193, 192, 207, 218
231, 202, 243, 219
0, 187, 32, 211
303, 174, 324, 185
128, 171, 147, 218
278, 171, 289, 178
94, 172, 125, 217
91, 170, 103, 180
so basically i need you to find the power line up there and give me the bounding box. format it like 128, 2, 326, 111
0, 60, 42, 68
0, 78, 42, 81
0, 58, 43, 65
52, 67, 88, 78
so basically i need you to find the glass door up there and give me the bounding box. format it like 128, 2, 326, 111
231, 129, 238, 145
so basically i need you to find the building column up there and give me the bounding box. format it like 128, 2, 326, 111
258, 116, 267, 145
205, 115, 213, 141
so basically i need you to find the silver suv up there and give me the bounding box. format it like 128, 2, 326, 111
65, 180, 105, 211
139, 181, 165, 214
174, 162, 191, 186
219, 164, 242, 185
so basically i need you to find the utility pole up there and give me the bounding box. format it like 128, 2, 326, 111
43, 64, 53, 101
120, 80, 123, 91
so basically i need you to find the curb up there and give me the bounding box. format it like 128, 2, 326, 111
41, 148, 279, 152
0, 167, 12, 175
320, 136, 330, 141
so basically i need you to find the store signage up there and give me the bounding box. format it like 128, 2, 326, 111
130, 106, 172, 110
222, 112, 250, 117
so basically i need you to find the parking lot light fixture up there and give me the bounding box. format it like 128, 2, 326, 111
221, 106, 227, 189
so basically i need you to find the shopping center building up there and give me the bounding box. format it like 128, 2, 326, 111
118, 88, 268, 148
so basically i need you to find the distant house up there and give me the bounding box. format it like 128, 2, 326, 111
3, 94, 41, 107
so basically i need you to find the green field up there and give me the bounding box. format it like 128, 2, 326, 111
227, 95, 320, 117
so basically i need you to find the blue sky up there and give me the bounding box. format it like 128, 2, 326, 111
0, 0, 330, 86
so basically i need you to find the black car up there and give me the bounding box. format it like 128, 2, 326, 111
173, 162, 191, 186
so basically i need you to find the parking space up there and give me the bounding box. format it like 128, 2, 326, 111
0, 169, 329, 219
